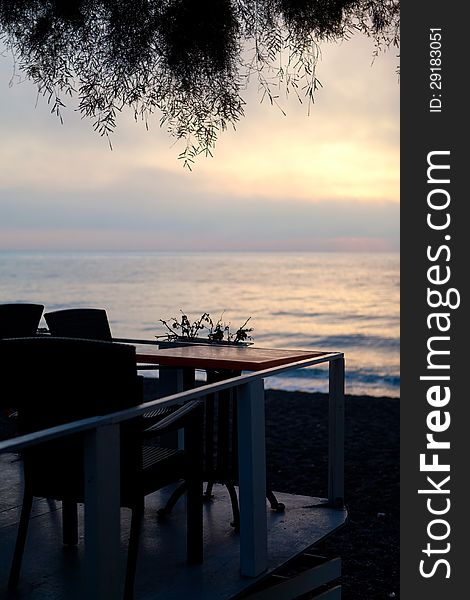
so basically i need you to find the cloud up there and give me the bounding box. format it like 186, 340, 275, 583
0, 33, 399, 251
0, 163, 398, 251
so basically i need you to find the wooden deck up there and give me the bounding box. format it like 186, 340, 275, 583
0, 453, 346, 599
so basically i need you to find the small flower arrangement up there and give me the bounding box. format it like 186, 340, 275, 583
158, 311, 254, 345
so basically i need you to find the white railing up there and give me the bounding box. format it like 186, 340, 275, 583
0, 352, 344, 599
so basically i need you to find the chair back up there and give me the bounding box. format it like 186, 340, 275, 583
44, 308, 113, 341
0, 337, 141, 500
0, 303, 44, 339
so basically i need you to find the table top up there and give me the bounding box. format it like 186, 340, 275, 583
135, 344, 328, 371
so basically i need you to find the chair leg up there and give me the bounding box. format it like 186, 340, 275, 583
158, 481, 186, 517
186, 403, 204, 564
267, 490, 285, 512
124, 504, 144, 600
186, 478, 203, 564
8, 489, 33, 588
225, 482, 240, 531
62, 500, 78, 545
203, 480, 214, 500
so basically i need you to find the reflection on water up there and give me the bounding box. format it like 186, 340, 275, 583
0, 251, 399, 397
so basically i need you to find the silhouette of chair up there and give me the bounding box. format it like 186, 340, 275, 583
0, 303, 44, 338
0, 303, 45, 422
158, 368, 284, 530
44, 307, 172, 423
1, 337, 203, 598
44, 307, 112, 341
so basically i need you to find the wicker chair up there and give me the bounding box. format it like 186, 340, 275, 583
0, 303, 45, 423
1, 337, 203, 599
44, 307, 172, 424
0, 303, 44, 338
44, 307, 112, 340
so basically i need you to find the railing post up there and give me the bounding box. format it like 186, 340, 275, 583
84, 423, 121, 599
237, 379, 268, 577
328, 357, 345, 507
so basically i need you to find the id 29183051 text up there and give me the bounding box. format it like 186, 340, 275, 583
429, 28, 443, 113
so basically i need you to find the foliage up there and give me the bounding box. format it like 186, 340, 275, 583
159, 310, 254, 344
0, 1, 399, 166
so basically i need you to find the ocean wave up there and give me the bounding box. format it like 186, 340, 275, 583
271, 310, 399, 324
308, 334, 399, 350
256, 331, 399, 350
279, 367, 399, 387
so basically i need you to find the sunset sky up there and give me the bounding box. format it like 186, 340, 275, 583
0, 34, 399, 252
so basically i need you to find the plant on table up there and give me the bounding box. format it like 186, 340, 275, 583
158, 311, 253, 345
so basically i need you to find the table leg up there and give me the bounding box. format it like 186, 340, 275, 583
158, 366, 189, 449
158, 366, 184, 398
237, 379, 268, 577
328, 357, 345, 507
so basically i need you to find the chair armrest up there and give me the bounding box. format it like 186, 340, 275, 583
112, 337, 159, 345
142, 399, 203, 437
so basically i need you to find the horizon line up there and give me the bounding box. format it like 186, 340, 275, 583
0, 247, 400, 254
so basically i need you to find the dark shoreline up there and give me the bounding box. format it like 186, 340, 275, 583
264, 389, 399, 599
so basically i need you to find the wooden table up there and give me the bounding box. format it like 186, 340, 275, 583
135, 344, 344, 578
135, 344, 328, 371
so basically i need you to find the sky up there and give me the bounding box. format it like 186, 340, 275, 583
0, 33, 399, 252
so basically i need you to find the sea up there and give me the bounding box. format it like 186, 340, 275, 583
0, 251, 399, 398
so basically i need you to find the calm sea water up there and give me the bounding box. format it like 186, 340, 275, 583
0, 251, 399, 397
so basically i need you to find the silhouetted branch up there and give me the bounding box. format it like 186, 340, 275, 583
0, 1, 400, 164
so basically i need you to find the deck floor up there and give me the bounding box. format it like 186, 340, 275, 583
0, 453, 346, 599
